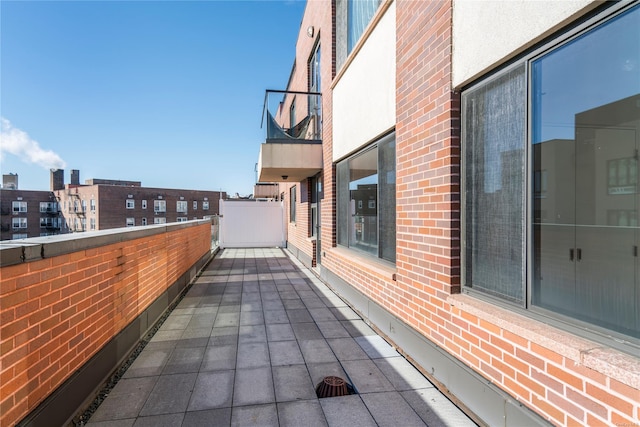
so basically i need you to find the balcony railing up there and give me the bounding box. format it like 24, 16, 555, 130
257, 90, 324, 183
261, 89, 322, 143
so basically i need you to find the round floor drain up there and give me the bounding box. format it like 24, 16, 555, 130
316, 376, 353, 398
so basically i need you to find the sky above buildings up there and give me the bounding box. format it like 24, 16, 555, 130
0, 0, 307, 196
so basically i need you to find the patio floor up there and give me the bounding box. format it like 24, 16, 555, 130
85, 248, 476, 427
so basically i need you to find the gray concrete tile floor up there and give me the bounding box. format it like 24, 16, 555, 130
87, 248, 476, 427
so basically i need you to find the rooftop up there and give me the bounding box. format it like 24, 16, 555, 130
82, 247, 476, 426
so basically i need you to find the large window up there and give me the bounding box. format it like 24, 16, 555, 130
462, 3, 639, 340
12, 201, 27, 213
348, 0, 382, 53
40, 202, 57, 213
177, 200, 188, 213
12, 217, 27, 228
154, 200, 166, 213
337, 132, 395, 262
462, 65, 526, 304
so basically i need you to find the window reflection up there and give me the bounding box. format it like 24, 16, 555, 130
532, 5, 639, 337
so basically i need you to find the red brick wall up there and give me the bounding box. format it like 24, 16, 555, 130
0, 223, 211, 426
319, 0, 639, 425
282, 0, 335, 263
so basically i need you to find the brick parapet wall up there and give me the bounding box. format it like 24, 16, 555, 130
0, 221, 212, 426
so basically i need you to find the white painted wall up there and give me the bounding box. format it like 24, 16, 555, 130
219, 199, 285, 248
452, 0, 598, 87
333, 1, 396, 162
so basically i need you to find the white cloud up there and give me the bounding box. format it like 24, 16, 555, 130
0, 117, 66, 170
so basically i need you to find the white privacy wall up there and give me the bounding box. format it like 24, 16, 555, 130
219, 199, 285, 248
452, 0, 597, 87
333, 1, 396, 162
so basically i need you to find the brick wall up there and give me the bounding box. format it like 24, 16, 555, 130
282, 0, 335, 265
320, 0, 639, 425
0, 222, 212, 426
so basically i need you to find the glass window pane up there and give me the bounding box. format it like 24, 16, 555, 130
379, 134, 396, 262
463, 64, 526, 304
349, 147, 378, 256
337, 160, 350, 247
348, 0, 382, 53
532, 5, 639, 337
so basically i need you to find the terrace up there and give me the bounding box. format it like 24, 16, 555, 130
1, 221, 475, 426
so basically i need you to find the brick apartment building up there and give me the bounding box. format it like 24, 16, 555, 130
0, 170, 225, 240
0, 190, 62, 240
257, 1, 639, 425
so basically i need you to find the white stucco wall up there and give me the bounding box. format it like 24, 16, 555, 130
452, 0, 599, 87
333, 1, 396, 162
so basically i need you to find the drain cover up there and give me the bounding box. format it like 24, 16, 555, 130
316, 376, 353, 398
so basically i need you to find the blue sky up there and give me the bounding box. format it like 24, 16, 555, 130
1, 0, 306, 196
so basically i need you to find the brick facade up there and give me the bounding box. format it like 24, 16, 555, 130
56, 185, 224, 232
279, 0, 640, 425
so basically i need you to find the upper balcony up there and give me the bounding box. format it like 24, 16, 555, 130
256, 90, 323, 183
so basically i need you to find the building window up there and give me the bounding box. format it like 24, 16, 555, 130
154, 217, 166, 224
12, 201, 27, 213
81, 218, 86, 230
90, 218, 96, 230
337, 132, 396, 262
290, 186, 296, 222
154, 200, 166, 213
142, 200, 147, 209
462, 64, 526, 304
126, 199, 135, 209
290, 98, 296, 129
142, 217, 147, 226
193, 201, 198, 210
177, 217, 188, 222
74, 200, 79, 212
81, 199, 87, 212
39, 202, 58, 213
40, 217, 59, 228
12, 233, 27, 240
90, 199, 96, 212
348, 0, 382, 53
203, 201, 209, 210
462, 3, 639, 340
12, 217, 27, 228
177, 201, 188, 213
126, 218, 135, 227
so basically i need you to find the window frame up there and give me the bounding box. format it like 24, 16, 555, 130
126, 199, 135, 209
336, 131, 396, 263
154, 200, 166, 213
12, 201, 27, 213
12, 217, 27, 228
460, 2, 639, 348
176, 200, 188, 213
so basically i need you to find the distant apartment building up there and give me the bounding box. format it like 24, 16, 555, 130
0, 170, 226, 240
0, 188, 62, 240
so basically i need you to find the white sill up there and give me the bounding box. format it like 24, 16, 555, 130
326, 246, 396, 281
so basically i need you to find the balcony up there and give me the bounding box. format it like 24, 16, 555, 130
256, 90, 323, 183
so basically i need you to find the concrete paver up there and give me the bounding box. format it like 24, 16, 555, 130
86, 248, 476, 427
